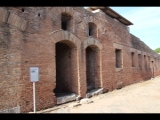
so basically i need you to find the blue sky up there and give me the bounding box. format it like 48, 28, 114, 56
84, 7, 160, 50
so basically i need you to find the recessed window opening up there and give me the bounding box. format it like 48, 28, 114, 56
38, 13, 40, 17
155, 59, 157, 68
131, 52, 135, 67
61, 13, 72, 31
21, 8, 24, 12
144, 55, 147, 68
115, 49, 122, 68
138, 54, 141, 68
88, 22, 97, 37
148, 56, 150, 68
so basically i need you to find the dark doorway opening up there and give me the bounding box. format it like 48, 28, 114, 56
54, 42, 72, 97
86, 45, 100, 92
54, 40, 78, 101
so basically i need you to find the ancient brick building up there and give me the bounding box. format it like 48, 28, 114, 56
0, 7, 160, 113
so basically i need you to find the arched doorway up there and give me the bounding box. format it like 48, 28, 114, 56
85, 45, 100, 92
54, 40, 78, 97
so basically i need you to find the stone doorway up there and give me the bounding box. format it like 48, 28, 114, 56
54, 40, 78, 104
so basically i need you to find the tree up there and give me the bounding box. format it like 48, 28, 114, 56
154, 48, 160, 53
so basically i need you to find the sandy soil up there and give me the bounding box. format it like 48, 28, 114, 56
37, 76, 160, 113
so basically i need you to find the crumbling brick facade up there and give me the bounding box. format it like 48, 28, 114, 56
0, 7, 160, 113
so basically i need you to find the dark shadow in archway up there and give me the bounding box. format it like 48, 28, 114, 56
54, 40, 77, 98
86, 45, 100, 92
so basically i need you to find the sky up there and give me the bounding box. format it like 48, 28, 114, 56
84, 7, 160, 50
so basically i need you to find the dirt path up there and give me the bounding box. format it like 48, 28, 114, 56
37, 76, 160, 113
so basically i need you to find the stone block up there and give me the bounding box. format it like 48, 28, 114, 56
57, 93, 77, 105
76, 95, 81, 101
80, 98, 93, 104
0, 106, 20, 113
86, 88, 103, 98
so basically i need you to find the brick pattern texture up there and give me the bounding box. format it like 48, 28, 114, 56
0, 7, 160, 112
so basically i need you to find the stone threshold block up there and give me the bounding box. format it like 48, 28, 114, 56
0, 106, 20, 113
86, 88, 104, 98
56, 93, 77, 105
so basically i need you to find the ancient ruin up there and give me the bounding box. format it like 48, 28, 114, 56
0, 7, 160, 113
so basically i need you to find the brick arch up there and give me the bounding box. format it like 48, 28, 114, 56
82, 37, 103, 93
83, 15, 99, 26
50, 30, 81, 97
0, 8, 27, 31
82, 37, 102, 50
50, 30, 81, 46
89, 16, 98, 24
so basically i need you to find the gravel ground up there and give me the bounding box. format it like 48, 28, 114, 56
37, 76, 160, 113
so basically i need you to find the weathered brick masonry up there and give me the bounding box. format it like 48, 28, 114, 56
0, 7, 160, 113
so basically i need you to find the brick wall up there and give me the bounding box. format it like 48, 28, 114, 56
0, 7, 160, 113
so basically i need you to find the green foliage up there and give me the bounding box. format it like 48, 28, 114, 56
154, 48, 160, 53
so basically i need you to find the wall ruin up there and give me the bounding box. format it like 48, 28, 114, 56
0, 7, 160, 113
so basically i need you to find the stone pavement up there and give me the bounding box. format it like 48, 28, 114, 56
34, 76, 160, 113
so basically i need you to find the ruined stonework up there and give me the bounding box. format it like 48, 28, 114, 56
0, 7, 160, 113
